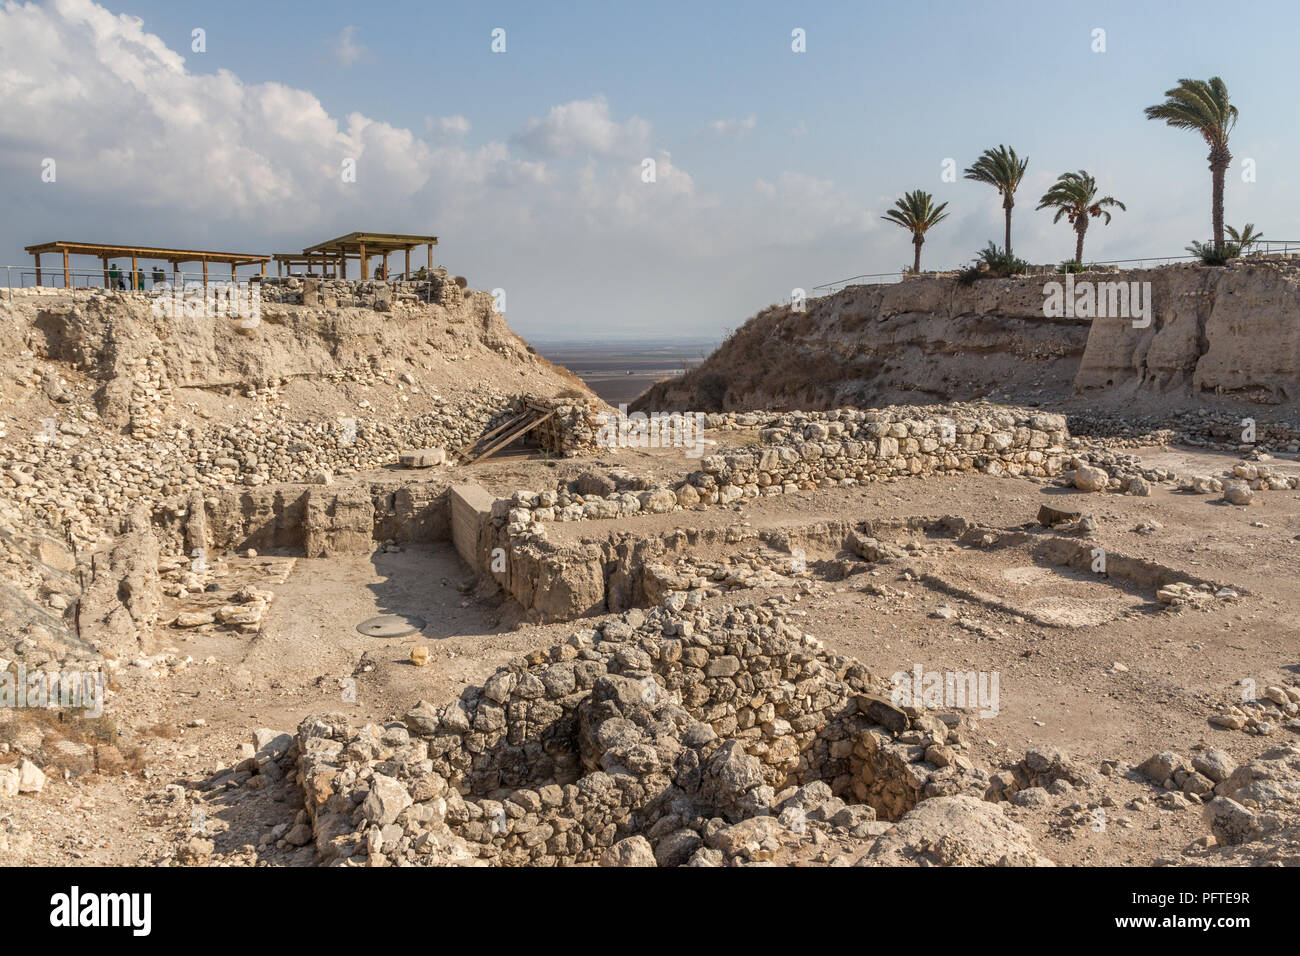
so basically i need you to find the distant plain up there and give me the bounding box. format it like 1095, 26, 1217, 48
533, 340, 715, 405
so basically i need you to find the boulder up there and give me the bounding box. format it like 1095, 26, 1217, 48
859, 795, 1054, 866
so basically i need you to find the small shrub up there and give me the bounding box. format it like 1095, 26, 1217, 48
1058, 259, 1089, 274
975, 241, 1028, 276
1186, 240, 1241, 265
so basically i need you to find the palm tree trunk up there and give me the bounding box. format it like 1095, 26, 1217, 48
1004, 198, 1014, 256
913, 237, 923, 274
1075, 221, 1086, 264
1209, 146, 1230, 250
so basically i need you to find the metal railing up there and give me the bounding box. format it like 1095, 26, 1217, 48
1248, 239, 1300, 256
809, 240, 1300, 298
2, 266, 265, 301
811, 270, 907, 296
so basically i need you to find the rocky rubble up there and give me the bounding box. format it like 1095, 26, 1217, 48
1065, 450, 1300, 504
1206, 683, 1300, 736
1, 388, 513, 547
1197, 742, 1300, 864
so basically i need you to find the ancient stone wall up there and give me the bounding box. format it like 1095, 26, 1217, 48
150, 479, 451, 556
479, 406, 1068, 620
258, 273, 464, 311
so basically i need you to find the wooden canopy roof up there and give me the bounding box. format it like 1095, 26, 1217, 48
23, 241, 270, 267
302, 232, 438, 256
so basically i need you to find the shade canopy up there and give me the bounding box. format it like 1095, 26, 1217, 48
301, 232, 438, 257
23, 241, 270, 268
292, 232, 438, 279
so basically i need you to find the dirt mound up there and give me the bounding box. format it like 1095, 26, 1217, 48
3, 280, 593, 433
634, 259, 1300, 415
632, 276, 1090, 412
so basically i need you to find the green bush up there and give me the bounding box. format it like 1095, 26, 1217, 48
975, 242, 1029, 276
957, 243, 1028, 283
1185, 240, 1241, 265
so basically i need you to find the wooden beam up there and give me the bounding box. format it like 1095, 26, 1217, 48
465, 409, 556, 465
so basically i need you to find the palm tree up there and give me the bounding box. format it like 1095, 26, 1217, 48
1036, 170, 1126, 264
1144, 77, 1238, 251
881, 190, 950, 273
964, 145, 1029, 256
1226, 223, 1263, 254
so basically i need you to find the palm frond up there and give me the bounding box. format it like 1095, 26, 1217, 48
963, 145, 1029, 195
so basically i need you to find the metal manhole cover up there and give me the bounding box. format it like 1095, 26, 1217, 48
356, 615, 425, 637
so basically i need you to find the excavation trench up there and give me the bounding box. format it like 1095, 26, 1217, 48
153, 481, 1241, 631
478, 507, 1241, 626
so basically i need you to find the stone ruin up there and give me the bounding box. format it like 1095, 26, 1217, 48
293, 598, 991, 866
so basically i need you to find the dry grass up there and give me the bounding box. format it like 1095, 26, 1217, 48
0, 707, 137, 776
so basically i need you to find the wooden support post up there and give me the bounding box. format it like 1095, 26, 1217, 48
102, 256, 109, 288
131, 254, 138, 291
278, 259, 283, 278
261, 261, 266, 277
33, 253, 41, 287
63, 249, 71, 288
427, 243, 433, 271
230, 262, 237, 282
405, 248, 410, 278
359, 242, 368, 280
202, 258, 208, 290
382, 252, 389, 280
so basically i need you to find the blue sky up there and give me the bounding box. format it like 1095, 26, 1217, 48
1, 0, 1296, 340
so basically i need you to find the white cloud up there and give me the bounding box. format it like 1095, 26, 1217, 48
709, 115, 757, 137
427, 114, 471, 140
332, 26, 366, 68
0, 0, 882, 338
514, 95, 651, 157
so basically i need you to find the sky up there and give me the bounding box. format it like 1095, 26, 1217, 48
1, 0, 1297, 341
